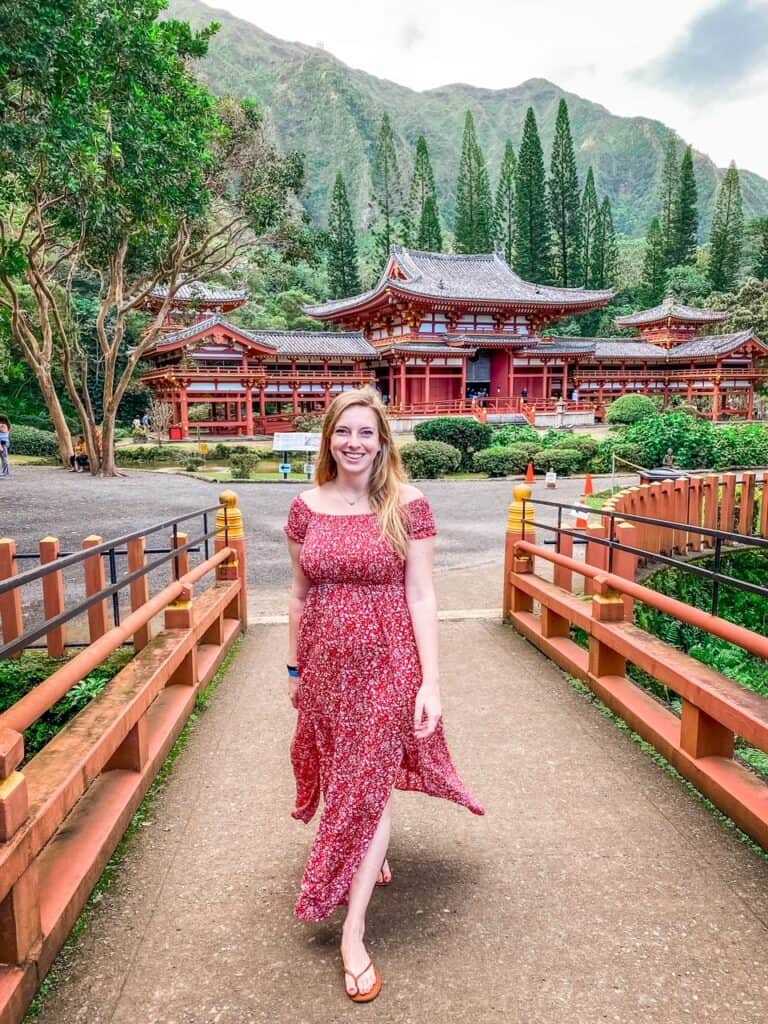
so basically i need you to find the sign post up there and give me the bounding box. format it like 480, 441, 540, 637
279, 462, 292, 480
273, 433, 321, 484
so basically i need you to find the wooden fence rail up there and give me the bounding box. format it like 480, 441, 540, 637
503, 482, 768, 867
0, 491, 247, 1024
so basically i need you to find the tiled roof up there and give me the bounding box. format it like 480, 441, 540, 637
254, 331, 376, 357
306, 247, 613, 316
149, 281, 248, 304
593, 339, 669, 359
520, 339, 597, 356
614, 299, 728, 327
665, 330, 759, 359
148, 315, 375, 357
376, 342, 477, 356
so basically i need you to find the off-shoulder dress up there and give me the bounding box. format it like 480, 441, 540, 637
285, 494, 484, 921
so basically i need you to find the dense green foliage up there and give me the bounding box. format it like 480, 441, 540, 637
673, 146, 699, 265
605, 394, 658, 425
579, 168, 600, 289
640, 217, 667, 304
371, 113, 403, 267
454, 112, 493, 254
638, 551, 768, 698
658, 134, 679, 266
489, 423, 540, 447
6, 424, 59, 457
0, 650, 133, 761
514, 107, 550, 282
473, 445, 534, 476
494, 141, 516, 266
709, 162, 744, 291
533, 447, 582, 474
409, 136, 442, 251
591, 197, 618, 289
229, 451, 261, 478
750, 217, 768, 279
413, 416, 493, 469
548, 100, 581, 288
400, 440, 461, 479
327, 172, 361, 298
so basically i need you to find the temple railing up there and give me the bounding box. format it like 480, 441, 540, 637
572, 368, 758, 382
503, 483, 768, 855
0, 493, 248, 1023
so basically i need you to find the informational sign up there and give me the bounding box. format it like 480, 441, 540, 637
272, 432, 321, 452
303, 463, 314, 479
279, 463, 293, 474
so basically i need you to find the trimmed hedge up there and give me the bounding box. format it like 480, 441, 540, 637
490, 423, 540, 447
7, 424, 59, 457
400, 440, 461, 479
116, 445, 188, 464
605, 394, 658, 425
414, 417, 492, 469
229, 451, 261, 479
533, 448, 582, 474
473, 444, 536, 476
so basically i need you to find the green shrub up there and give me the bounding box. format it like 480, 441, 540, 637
621, 412, 716, 468
211, 442, 257, 459
589, 438, 649, 474
7, 424, 59, 457
188, 403, 211, 423
414, 417, 493, 469
490, 423, 540, 447
400, 440, 461, 479
474, 444, 537, 476
229, 452, 261, 478
184, 457, 205, 472
605, 394, 658, 425
533, 448, 582, 475
546, 433, 600, 470
712, 423, 768, 469
292, 413, 324, 432
116, 445, 187, 464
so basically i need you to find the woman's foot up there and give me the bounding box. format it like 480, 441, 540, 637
341, 926, 378, 999
376, 858, 392, 886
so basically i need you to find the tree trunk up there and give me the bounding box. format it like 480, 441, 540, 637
99, 408, 118, 477
38, 373, 73, 465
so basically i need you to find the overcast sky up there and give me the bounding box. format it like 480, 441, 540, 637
209, 0, 768, 178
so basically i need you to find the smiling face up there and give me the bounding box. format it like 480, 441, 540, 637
329, 404, 381, 481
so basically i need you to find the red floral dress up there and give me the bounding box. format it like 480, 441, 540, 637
285, 494, 484, 921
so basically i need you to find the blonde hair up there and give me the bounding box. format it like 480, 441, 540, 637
315, 387, 409, 558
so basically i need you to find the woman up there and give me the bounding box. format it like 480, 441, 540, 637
284, 387, 483, 1003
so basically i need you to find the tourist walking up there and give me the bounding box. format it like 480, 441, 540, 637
284, 387, 483, 1003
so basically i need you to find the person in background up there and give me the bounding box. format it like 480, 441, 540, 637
0, 417, 10, 478
69, 437, 89, 473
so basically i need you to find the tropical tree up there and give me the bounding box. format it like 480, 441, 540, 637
579, 168, 600, 288
327, 172, 361, 298
640, 217, 667, 305
418, 195, 443, 251
514, 107, 550, 282
0, 1, 304, 474
709, 161, 744, 291
658, 133, 680, 266
748, 217, 768, 280
591, 197, 618, 289
454, 111, 493, 253
494, 140, 516, 265
371, 113, 403, 266
672, 145, 699, 266
407, 136, 442, 250
548, 99, 581, 287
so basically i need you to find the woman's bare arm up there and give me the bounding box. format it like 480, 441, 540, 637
287, 539, 311, 706
405, 534, 441, 738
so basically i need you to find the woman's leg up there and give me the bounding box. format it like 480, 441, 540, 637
341, 794, 392, 996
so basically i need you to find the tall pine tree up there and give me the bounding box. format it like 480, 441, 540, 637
419, 194, 443, 250
327, 172, 361, 299
579, 167, 599, 288
709, 161, 744, 291
672, 145, 698, 266
750, 217, 768, 279
514, 107, 550, 282
548, 99, 581, 287
454, 111, 493, 253
640, 217, 667, 305
408, 135, 442, 250
659, 132, 680, 266
591, 196, 618, 288
494, 140, 516, 264
371, 113, 403, 267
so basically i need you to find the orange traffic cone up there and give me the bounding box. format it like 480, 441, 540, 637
583, 472, 594, 497
525, 462, 535, 483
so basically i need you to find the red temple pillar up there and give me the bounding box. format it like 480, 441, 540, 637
747, 382, 755, 420
712, 382, 721, 421
399, 362, 407, 407
562, 360, 569, 401
179, 389, 189, 438
245, 386, 254, 436
460, 358, 468, 403
259, 387, 266, 428
424, 359, 432, 404
542, 361, 549, 402
292, 385, 299, 415
388, 364, 395, 404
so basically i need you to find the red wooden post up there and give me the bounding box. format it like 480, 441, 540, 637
702, 475, 719, 545
680, 700, 734, 759
172, 530, 190, 579
127, 536, 151, 652
584, 523, 607, 596
659, 480, 675, 555
688, 477, 704, 551
83, 536, 108, 642
39, 536, 66, 658
215, 490, 248, 628
672, 479, 688, 553
0, 726, 40, 965
738, 472, 756, 536
0, 539, 24, 654
761, 472, 768, 540
720, 473, 736, 534
612, 522, 638, 620
553, 530, 573, 592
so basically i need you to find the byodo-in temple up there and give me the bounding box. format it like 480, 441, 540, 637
140, 248, 768, 436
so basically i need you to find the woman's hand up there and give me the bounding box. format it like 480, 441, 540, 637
288, 673, 300, 708
414, 682, 441, 739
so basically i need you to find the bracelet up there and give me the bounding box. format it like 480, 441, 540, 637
287, 665, 300, 678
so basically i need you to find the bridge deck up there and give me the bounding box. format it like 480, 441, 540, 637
32, 569, 768, 1024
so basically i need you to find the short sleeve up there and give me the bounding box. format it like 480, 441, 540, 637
405, 497, 437, 540
284, 496, 311, 543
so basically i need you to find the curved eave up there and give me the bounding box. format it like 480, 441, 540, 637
306, 283, 614, 322
614, 312, 728, 328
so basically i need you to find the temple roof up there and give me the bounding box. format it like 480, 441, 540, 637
146, 314, 375, 358
306, 247, 613, 318
149, 281, 248, 306
376, 342, 478, 357
533, 331, 763, 362
614, 298, 728, 328
664, 330, 760, 360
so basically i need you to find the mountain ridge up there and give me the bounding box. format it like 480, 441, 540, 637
167, 0, 768, 239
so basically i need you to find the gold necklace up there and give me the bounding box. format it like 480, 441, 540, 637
337, 485, 366, 507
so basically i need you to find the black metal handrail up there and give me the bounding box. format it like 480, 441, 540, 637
520, 497, 768, 617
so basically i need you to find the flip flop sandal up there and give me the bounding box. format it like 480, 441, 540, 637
342, 961, 382, 1003
375, 861, 392, 887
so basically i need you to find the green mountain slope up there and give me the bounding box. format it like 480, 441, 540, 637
169, 0, 768, 239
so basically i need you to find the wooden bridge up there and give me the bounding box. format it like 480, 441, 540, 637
2, 476, 768, 1023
